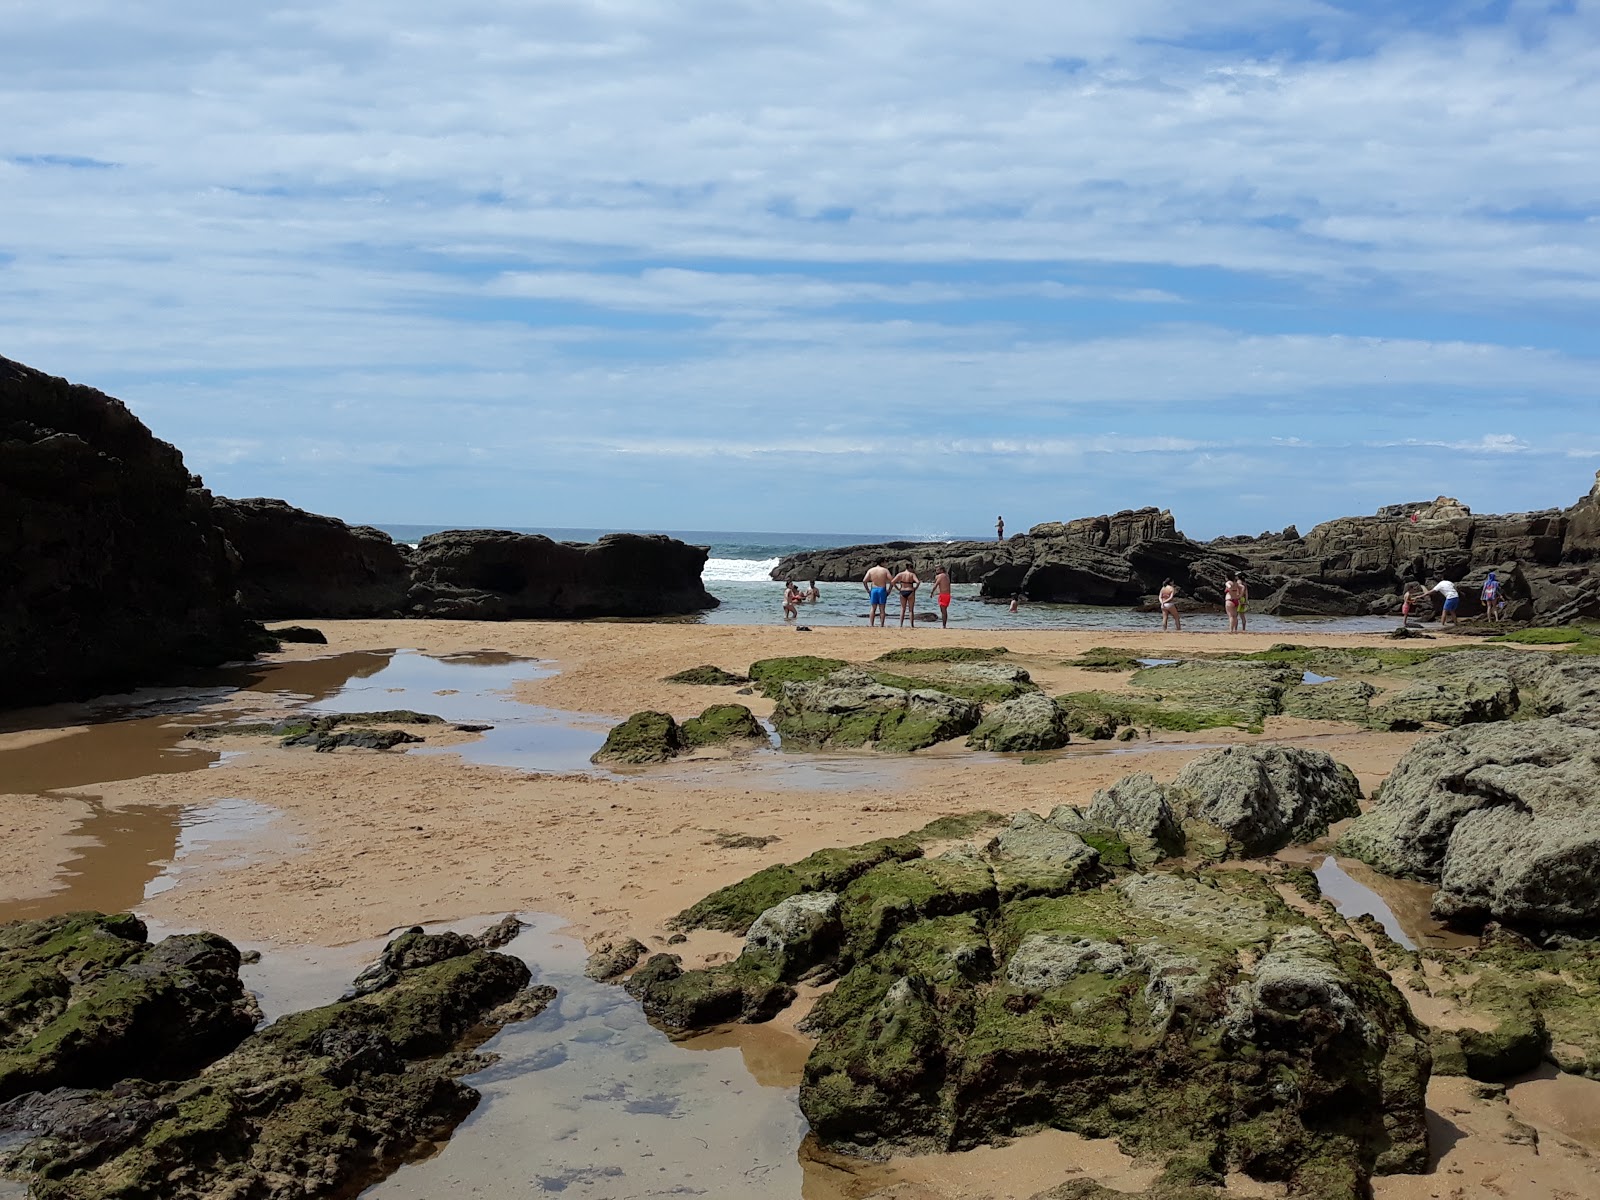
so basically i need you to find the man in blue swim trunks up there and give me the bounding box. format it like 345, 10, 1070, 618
863, 563, 892, 628
1426, 579, 1460, 628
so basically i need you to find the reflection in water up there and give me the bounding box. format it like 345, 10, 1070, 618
1313, 856, 1477, 951
0, 803, 180, 924
363, 914, 813, 1200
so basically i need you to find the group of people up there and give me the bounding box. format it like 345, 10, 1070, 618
1156, 574, 1252, 633
781, 579, 820, 619
862, 563, 954, 628
1401, 571, 1506, 629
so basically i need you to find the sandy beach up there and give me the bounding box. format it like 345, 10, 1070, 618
3, 617, 1597, 1199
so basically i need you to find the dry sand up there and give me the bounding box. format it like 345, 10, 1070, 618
2, 617, 1594, 1199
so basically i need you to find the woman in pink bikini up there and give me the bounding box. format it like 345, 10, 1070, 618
1159, 579, 1181, 632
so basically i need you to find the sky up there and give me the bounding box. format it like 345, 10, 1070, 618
2, 0, 1598, 539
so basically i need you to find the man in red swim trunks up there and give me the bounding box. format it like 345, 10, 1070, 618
932, 566, 953, 627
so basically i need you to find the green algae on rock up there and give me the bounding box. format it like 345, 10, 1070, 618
772, 668, 981, 752
679, 703, 766, 749
0, 913, 259, 1102
644, 817, 1431, 1198
190, 710, 445, 751
591, 709, 683, 763
966, 691, 1071, 752
747, 655, 850, 697
876, 646, 1009, 664
0, 919, 542, 1200
662, 664, 750, 685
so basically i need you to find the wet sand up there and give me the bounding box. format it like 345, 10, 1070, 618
2, 618, 1596, 1199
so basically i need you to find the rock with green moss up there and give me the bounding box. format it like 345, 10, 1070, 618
0, 913, 259, 1102
773, 668, 980, 752
1128, 660, 1299, 731
797, 868, 1428, 1196
741, 893, 843, 980
1066, 648, 1150, 673
983, 813, 1103, 901
838, 847, 998, 962
670, 835, 925, 934
966, 691, 1071, 752
1281, 678, 1379, 724
0, 921, 541, 1200
680, 703, 766, 749
747, 655, 849, 697
190, 710, 445, 750
663, 664, 749, 685
1168, 745, 1362, 859
1337, 715, 1600, 929
1082, 773, 1186, 865
877, 646, 1008, 664
591, 710, 683, 764
623, 953, 793, 1027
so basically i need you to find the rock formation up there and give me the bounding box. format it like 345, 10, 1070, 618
213, 496, 411, 618
0, 355, 270, 707
773, 477, 1600, 623
406, 529, 717, 619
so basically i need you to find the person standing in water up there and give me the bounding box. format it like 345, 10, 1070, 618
932, 566, 953, 627
1159, 579, 1181, 632
996, 515, 1005, 541
782, 580, 802, 620
805, 580, 820, 603
1224, 575, 1242, 633
892, 563, 921, 628
863, 563, 892, 628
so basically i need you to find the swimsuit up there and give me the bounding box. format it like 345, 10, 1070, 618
1443, 596, 1459, 612
870, 586, 888, 606
938, 592, 951, 607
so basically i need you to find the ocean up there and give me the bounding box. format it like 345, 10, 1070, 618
376, 525, 1398, 634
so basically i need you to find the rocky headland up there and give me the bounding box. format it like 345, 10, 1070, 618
773, 483, 1600, 624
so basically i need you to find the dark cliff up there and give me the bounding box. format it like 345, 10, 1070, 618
213, 497, 411, 619
0, 356, 268, 708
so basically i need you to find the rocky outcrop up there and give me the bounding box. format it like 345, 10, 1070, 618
592, 704, 765, 764
643, 831, 1429, 1196
213, 496, 411, 618
965, 691, 1070, 752
772, 668, 982, 752
0, 355, 269, 708
771, 476, 1600, 623
0, 916, 542, 1200
1337, 715, 1600, 930
407, 529, 716, 619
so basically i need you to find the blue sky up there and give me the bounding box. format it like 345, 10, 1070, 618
2, 0, 1597, 539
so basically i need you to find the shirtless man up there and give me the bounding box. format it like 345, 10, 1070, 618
863, 563, 892, 627
892, 563, 921, 628
931, 566, 953, 627
805, 580, 820, 603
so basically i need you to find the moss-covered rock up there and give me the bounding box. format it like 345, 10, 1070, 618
747, 655, 849, 698
623, 953, 793, 1027
773, 668, 981, 752
190, 710, 444, 751
662, 664, 749, 685
1280, 679, 1379, 724
1128, 660, 1299, 731
983, 813, 1104, 901
0, 921, 541, 1200
679, 703, 766, 749
591, 710, 683, 764
877, 646, 1009, 664
669, 835, 925, 934
0, 913, 259, 1102
1169, 745, 1363, 859
1066, 648, 1151, 673
1080, 773, 1186, 865
1054, 691, 1257, 736
966, 691, 1070, 752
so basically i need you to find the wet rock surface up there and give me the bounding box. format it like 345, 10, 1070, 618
646, 819, 1429, 1198
191, 710, 446, 752
1338, 714, 1600, 930
772, 668, 982, 752
0, 916, 541, 1200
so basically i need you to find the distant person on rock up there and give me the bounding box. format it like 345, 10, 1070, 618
997, 515, 1005, 541
932, 566, 953, 627
1159, 579, 1181, 632
1425, 579, 1460, 628
782, 580, 802, 620
1481, 571, 1500, 622
863, 563, 892, 628
892, 563, 921, 628
805, 580, 820, 604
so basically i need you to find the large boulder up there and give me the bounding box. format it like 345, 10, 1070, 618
741, 893, 843, 979
407, 529, 717, 619
1081, 773, 1186, 865
0, 913, 259, 1101
966, 691, 1070, 752
1337, 715, 1600, 929
0, 920, 539, 1200
1169, 745, 1363, 858
213, 496, 411, 618
773, 668, 981, 752
0, 356, 268, 708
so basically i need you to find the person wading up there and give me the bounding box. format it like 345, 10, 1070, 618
863, 563, 892, 628
932, 566, 953, 628
892, 563, 921, 628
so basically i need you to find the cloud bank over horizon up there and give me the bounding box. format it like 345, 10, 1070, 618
2, 0, 1597, 537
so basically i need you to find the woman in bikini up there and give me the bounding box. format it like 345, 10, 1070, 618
1224, 576, 1241, 633
1159, 579, 1181, 632
892, 564, 921, 628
